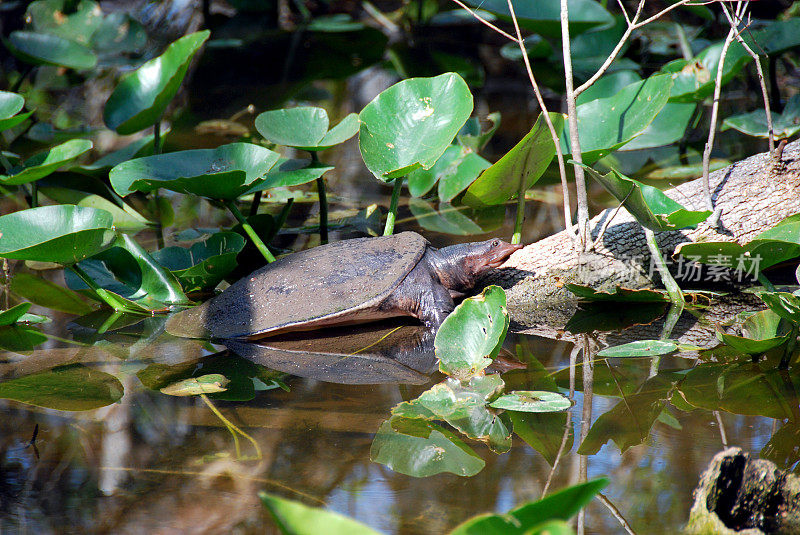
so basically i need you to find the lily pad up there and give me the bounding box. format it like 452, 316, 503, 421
151, 232, 246, 293
9, 272, 93, 315
759, 292, 800, 325
723, 94, 800, 139
160, 374, 230, 396
0, 139, 93, 185
7, 30, 97, 69
463, 112, 563, 207
717, 309, 790, 355
562, 74, 673, 163
104, 30, 210, 134
597, 340, 678, 357
255, 107, 359, 151
40, 186, 150, 233
370, 416, 485, 477
72, 132, 160, 176
259, 493, 381, 535
0, 364, 123, 411
359, 73, 473, 181
0, 205, 115, 265
250, 158, 335, 192
566, 284, 669, 302
489, 391, 572, 412
578, 164, 711, 231
109, 142, 280, 200
449, 478, 609, 535
435, 285, 509, 380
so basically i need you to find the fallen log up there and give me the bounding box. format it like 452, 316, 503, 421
494, 140, 800, 323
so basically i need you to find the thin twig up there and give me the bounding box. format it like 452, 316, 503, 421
597, 493, 638, 535
450, 0, 517, 41
506, 0, 576, 239
721, 1, 774, 153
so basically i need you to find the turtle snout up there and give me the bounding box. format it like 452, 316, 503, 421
486, 241, 523, 268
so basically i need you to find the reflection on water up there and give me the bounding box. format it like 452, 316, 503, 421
0, 303, 797, 534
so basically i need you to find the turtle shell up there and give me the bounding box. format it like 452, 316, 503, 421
165, 232, 429, 339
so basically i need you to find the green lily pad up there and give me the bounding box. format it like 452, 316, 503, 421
7, 30, 98, 69
72, 132, 160, 176
717, 309, 790, 354
562, 74, 673, 163
406, 144, 490, 202
661, 41, 749, 103
9, 272, 93, 315
151, 232, 246, 293
622, 102, 696, 151
0, 205, 115, 265
597, 340, 678, 357
0, 91, 25, 120
566, 284, 669, 303
160, 374, 230, 396
40, 186, 151, 233
435, 285, 509, 380
575, 71, 641, 105
0, 364, 123, 411
449, 478, 609, 535
109, 142, 280, 200
259, 492, 381, 535
65, 233, 188, 310
579, 164, 711, 231
249, 158, 335, 192
489, 391, 572, 412
0, 303, 34, 326
461, 0, 613, 38
26, 0, 103, 43
255, 107, 358, 151
359, 73, 473, 181
0, 139, 93, 185
457, 112, 501, 152
463, 112, 563, 207
723, 94, 800, 139
104, 30, 210, 134
759, 292, 800, 325
0, 109, 34, 132
370, 416, 485, 477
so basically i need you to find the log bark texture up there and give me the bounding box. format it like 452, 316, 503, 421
494, 140, 800, 320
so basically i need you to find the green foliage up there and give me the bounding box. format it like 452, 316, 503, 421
597, 340, 678, 358
716, 309, 791, 355
260, 493, 382, 535
0, 364, 123, 411
0, 205, 115, 265
489, 391, 573, 412
7, 31, 98, 70
566, 284, 669, 302
462, 0, 613, 38
359, 73, 473, 181
0, 139, 93, 185
151, 232, 246, 293
255, 107, 359, 151
724, 94, 800, 140
104, 30, 210, 134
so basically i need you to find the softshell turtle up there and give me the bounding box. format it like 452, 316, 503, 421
165, 231, 521, 340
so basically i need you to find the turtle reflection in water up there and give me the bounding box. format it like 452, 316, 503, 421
166, 232, 521, 340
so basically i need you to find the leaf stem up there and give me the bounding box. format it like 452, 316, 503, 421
383, 177, 403, 236
275, 197, 295, 232
757, 271, 777, 293
200, 393, 262, 460
68, 264, 131, 312
644, 228, 684, 306
512, 175, 526, 244
226, 200, 276, 263
152, 120, 166, 248
311, 152, 328, 244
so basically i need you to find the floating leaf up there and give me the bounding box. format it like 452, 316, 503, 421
251, 158, 335, 192
160, 374, 230, 396
489, 391, 571, 412
104, 30, 210, 134
359, 73, 473, 181
566, 284, 669, 303
435, 285, 508, 380
109, 142, 280, 200
717, 309, 791, 355
723, 94, 800, 139
0, 364, 123, 411
0, 205, 115, 265
578, 164, 711, 231
759, 292, 800, 325
370, 416, 485, 477
259, 493, 381, 535
9, 272, 93, 315
151, 232, 246, 293
255, 107, 359, 150
562, 74, 672, 163
463, 112, 563, 207
449, 478, 609, 535
597, 340, 678, 358
7, 30, 97, 69
0, 139, 93, 186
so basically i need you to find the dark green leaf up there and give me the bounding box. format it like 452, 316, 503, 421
249, 158, 334, 192
359, 73, 473, 181
463, 112, 563, 207
457, 112, 501, 152
104, 30, 210, 134
716, 309, 790, 354
151, 232, 246, 293
109, 142, 280, 200
510, 411, 573, 465
0, 303, 33, 326
723, 94, 800, 139
566, 284, 669, 303
9, 272, 93, 315
40, 186, 150, 233
7, 31, 97, 69
461, 0, 613, 38
0, 139, 93, 185
0, 205, 115, 265
0, 364, 123, 411
759, 292, 800, 325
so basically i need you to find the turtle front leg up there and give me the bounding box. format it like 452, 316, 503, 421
381, 264, 455, 329
418, 279, 455, 329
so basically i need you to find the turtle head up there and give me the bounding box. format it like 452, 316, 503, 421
431, 238, 522, 292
